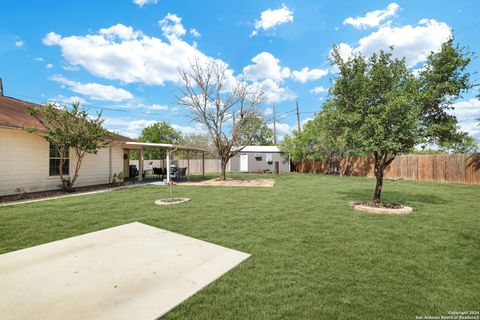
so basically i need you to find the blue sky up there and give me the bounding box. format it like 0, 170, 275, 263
1, 0, 479, 139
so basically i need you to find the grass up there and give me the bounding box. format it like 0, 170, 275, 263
1, 173, 479, 319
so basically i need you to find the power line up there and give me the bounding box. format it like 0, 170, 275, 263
7, 92, 174, 117
459, 21, 480, 33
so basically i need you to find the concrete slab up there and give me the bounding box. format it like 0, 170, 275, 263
0, 222, 250, 320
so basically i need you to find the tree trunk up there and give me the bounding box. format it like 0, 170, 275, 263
219, 158, 228, 181
373, 157, 384, 203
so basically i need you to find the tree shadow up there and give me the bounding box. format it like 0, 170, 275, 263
466, 153, 480, 172
335, 189, 450, 206
341, 157, 375, 176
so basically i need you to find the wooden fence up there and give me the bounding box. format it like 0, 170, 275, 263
129, 159, 228, 175
294, 154, 480, 184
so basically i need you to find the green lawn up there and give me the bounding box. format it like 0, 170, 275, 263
1, 173, 479, 319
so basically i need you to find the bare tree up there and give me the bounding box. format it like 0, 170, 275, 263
177, 59, 264, 180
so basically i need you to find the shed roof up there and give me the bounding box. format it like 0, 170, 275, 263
0, 95, 135, 142
238, 146, 282, 153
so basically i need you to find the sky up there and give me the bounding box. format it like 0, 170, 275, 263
1, 0, 479, 139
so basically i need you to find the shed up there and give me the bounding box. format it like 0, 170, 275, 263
230, 146, 290, 173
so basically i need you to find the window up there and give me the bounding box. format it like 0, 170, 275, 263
266, 153, 273, 163
49, 144, 69, 176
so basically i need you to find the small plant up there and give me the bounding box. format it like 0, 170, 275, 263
14, 187, 27, 200
109, 171, 125, 187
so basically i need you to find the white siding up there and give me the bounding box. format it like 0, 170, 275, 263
0, 128, 124, 196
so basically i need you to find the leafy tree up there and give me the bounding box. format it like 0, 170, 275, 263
281, 129, 311, 163
280, 102, 350, 174
26, 103, 109, 192
239, 115, 274, 146
330, 39, 472, 203
177, 59, 264, 180
438, 134, 478, 154
417, 39, 473, 146
137, 121, 184, 160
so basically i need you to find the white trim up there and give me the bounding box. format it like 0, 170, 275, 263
122, 142, 205, 152
235, 146, 282, 153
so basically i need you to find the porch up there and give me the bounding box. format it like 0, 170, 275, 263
121, 142, 206, 183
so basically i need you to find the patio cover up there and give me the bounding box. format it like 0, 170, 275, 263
122, 142, 206, 183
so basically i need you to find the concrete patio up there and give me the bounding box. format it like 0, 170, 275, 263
0, 222, 250, 320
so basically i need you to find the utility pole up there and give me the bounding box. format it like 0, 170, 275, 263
273, 103, 277, 144
232, 109, 236, 128
296, 98, 301, 133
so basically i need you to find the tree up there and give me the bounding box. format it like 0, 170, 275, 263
308, 105, 351, 174
176, 59, 264, 180
183, 133, 217, 158
137, 121, 184, 159
438, 134, 478, 154
280, 102, 350, 174
330, 39, 472, 203
26, 103, 109, 192
239, 116, 274, 146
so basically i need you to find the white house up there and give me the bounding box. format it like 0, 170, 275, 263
0, 95, 205, 197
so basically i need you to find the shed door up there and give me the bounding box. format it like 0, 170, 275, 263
240, 154, 248, 172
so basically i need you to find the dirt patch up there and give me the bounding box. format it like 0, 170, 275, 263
179, 178, 275, 187
350, 201, 413, 215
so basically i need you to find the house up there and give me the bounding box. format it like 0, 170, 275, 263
0, 95, 205, 196
230, 146, 290, 173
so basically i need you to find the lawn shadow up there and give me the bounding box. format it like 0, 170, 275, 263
335, 188, 450, 206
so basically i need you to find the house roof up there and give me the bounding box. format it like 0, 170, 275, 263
239, 146, 282, 153
0, 95, 135, 142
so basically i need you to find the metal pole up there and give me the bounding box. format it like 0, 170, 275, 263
187, 150, 190, 180
166, 150, 171, 183
138, 148, 144, 182
296, 98, 301, 133
202, 151, 205, 178
273, 103, 277, 145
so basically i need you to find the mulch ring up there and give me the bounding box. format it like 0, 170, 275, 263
349, 201, 413, 215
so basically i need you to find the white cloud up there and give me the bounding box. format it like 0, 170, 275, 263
255, 78, 295, 103
43, 32, 61, 45
449, 99, 480, 138
42, 18, 217, 85
451, 99, 480, 118
145, 104, 170, 110
301, 117, 313, 127
242, 52, 290, 82
189, 28, 201, 38
49, 95, 88, 106
264, 107, 273, 116
344, 3, 400, 29
292, 67, 328, 83
251, 4, 294, 36
172, 123, 206, 135
15, 40, 25, 47
99, 24, 143, 40
50, 74, 134, 102
159, 13, 186, 40
268, 122, 291, 135
34, 57, 44, 62
46, 63, 54, 69
310, 86, 328, 94
334, 43, 354, 61
132, 0, 158, 7
337, 19, 452, 67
